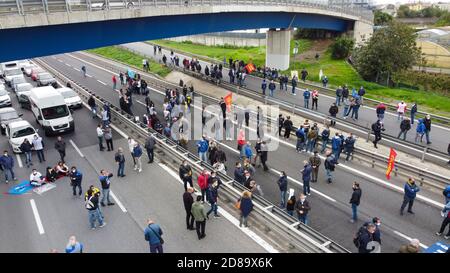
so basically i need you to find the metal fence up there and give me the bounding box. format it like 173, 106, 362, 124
0, 0, 374, 22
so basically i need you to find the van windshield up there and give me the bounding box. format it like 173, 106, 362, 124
42, 105, 69, 120
12, 127, 35, 138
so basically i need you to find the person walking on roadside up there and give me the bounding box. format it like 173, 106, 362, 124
398, 118, 411, 141
179, 160, 193, 191
300, 68, 308, 82
32, 135, 46, 162
99, 170, 114, 207
69, 166, 83, 197
54, 136, 66, 163
65, 236, 83, 253
206, 180, 220, 219
349, 182, 362, 223
400, 178, 420, 215
144, 134, 156, 163
311, 89, 319, 110
303, 89, 311, 109
291, 75, 298, 95
144, 219, 164, 253
283, 116, 293, 139
114, 148, 126, 178
301, 160, 312, 195
328, 103, 338, 126
127, 137, 137, 169
324, 150, 337, 184
397, 101, 407, 121
261, 79, 267, 96
436, 200, 450, 240
376, 103, 386, 123
197, 169, 210, 203
97, 124, 105, 152
0, 150, 17, 184
268, 80, 276, 97
104, 126, 113, 151
277, 171, 288, 208
183, 187, 195, 231
415, 118, 426, 143
309, 150, 321, 182
295, 125, 306, 152
191, 195, 207, 240
85, 188, 106, 230
132, 142, 143, 173
238, 190, 253, 228
335, 86, 343, 106
88, 95, 97, 118
344, 133, 356, 161
331, 132, 342, 161
112, 75, 117, 91
295, 193, 310, 225
423, 114, 432, 145
410, 102, 418, 124
371, 120, 383, 148
20, 139, 33, 168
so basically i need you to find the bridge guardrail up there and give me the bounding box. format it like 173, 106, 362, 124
34, 56, 351, 253
77, 50, 450, 193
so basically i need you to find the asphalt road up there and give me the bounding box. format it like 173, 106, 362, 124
40, 53, 450, 252
0, 69, 267, 253
122, 42, 450, 154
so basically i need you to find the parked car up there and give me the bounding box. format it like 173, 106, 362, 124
0, 107, 23, 135
0, 61, 18, 77
90, 0, 136, 9
0, 88, 12, 108
3, 67, 23, 86
15, 82, 33, 96
36, 72, 56, 86
11, 75, 27, 92
22, 63, 37, 77
31, 67, 45, 81
57, 87, 82, 109
5, 120, 39, 153
18, 93, 31, 110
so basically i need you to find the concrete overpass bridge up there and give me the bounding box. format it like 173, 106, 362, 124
0, 0, 374, 68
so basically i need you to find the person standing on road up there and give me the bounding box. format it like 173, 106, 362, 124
349, 182, 362, 223
81, 65, 86, 77
54, 136, 66, 163
400, 178, 420, 215
144, 134, 156, 164
112, 75, 117, 91
371, 120, 383, 149
234, 162, 245, 184
32, 135, 46, 162
197, 135, 209, 162
99, 170, 115, 207
179, 160, 193, 191
324, 150, 337, 184
309, 151, 321, 183
358, 86, 366, 104
261, 79, 267, 96
103, 126, 113, 152
119, 72, 125, 86
331, 132, 342, 161
238, 190, 253, 228
127, 137, 137, 169
311, 89, 319, 110
376, 103, 386, 123
335, 86, 343, 106
88, 95, 97, 118
277, 171, 288, 208
206, 179, 220, 219
97, 124, 105, 152
295, 193, 310, 225
295, 125, 305, 152
69, 166, 83, 197
398, 118, 411, 141
410, 102, 418, 124
291, 75, 298, 95
260, 141, 269, 171
65, 236, 83, 253
328, 103, 338, 126
85, 188, 105, 230
268, 80, 276, 97
436, 200, 450, 240
344, 133, 356, 161
183, 187, 195, 231
20, 139, 33, 168
197, 169, 210, 203
322, 76, 328, 88
114, 148, 126, 178
300, 68, 308, 82
415, 118, 426, 143
0, 151, 17, 184
423, 114, 432, 145
356, 223, 377, 253
397, 101, 407, 121
320, 126, 330, 154
144, 219, 164, 253
132, 142, 143, 173
301, 160, 312, 195
283, 116, 293, 139
306, 125, 318, 153
303, 89, 311, 109
191, 195, 207, 240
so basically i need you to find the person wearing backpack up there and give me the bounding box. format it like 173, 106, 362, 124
85, 188, 106, 230
435, 200, 450, 240
303, 89, 311, 109
283, 116, 293, 139
324, 150, 337, 184
295, 126, 306, 152
355, 223, 378, 253
144, 218, 164, 253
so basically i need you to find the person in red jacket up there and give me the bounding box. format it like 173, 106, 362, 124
197, 169, 210, 203
112, 75, 117, 91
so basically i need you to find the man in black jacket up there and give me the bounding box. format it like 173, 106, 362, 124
85, 188, 106, 230
329, 103, 339, 126
277, 114, 284, 137
357, 223, 377, 253
99, 170, 114, 207
398, 117, 411, 141
350, 182, 362, 223
179, 160, 193, 191
344, 133, 356, 161
283, 116, 293, 139
424, 114, 432, 144
372, 120, 383, 148
183, 187, 195, 230
144, 135, 156, 163
55, 136, 66, 163
234, 162, 244, 184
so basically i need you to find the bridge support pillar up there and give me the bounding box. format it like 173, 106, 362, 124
265, 28, 290, 70
352, 20, 373, 46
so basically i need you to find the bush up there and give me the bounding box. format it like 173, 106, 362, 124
330, 37, 354, 59
393, 70, 450, 95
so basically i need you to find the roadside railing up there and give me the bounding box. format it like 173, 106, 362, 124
34, 56, 351, 253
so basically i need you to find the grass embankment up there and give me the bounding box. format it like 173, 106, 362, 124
87, 46, 172, 77
151, 39, 450, 116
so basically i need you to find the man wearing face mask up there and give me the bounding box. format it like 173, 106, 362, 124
0, 150, 17, 184
243, 171, 252, 189
234, 162, 244, 184
69, 166, 83, 197
207, 171, 222, 189
400, 178, 420, 215
29, 169, 44, 187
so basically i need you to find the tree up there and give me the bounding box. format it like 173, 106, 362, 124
330, 36, 354, 59
374, 10, 393, 25
353, 22, 422, 86
435, 11, 450, 27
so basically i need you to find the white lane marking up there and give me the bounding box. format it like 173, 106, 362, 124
158, 162, 277, 253
70, 53, 446, 206
393, 230, 428, 249
86, 74, 93, 78
57, 59, 63, 63
136, 100, 146, 107
16, 154, 23, 168
69, 139, 84, 158
110, 191, 127, 213
51, 56, 56, 59
65, 63, 72, 67
97, 80, 107, 86
30, 199, 45, 235
73, 67, 80, 72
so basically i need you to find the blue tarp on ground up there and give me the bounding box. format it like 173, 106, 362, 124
7, 181, 33, 195
424, 241, 449, 253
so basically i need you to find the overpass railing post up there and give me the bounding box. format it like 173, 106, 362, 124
16, 0, 23, 15
65, 0, 71, 12
42, 0, 49, 13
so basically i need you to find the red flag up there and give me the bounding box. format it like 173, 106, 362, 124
224, 92, 232, 112
386, 148, 397, 180
245, 63, 256, 74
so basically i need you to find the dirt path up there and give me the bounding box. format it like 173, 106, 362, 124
294, 39, 333, 62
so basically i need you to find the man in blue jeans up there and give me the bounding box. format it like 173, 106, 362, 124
303, 89, 311, 109
85, 188, 106, 230
114, 148, 126, 177
0, 150, 17, 184
144, 218, 164, 253
295, 193, 310, 225
99, 170, 115, 207
349, 182, 362, 223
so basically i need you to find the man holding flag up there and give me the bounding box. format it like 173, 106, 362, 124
223, 92, 232, 113
385, 148, 397, 180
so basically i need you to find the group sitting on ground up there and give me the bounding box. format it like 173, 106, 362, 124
29, 161, 70, 187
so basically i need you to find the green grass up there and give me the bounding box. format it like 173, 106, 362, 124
87, 46, 172, 77
151, 39, 450, 116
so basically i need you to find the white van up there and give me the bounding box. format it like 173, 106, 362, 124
29, 86, 75, 136
0, 61, 18, 76
6, 120, 39, 153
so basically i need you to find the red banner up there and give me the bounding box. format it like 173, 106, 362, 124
224, 92, 232, 112
386, 148, 397, 180
245, 63, 256, 74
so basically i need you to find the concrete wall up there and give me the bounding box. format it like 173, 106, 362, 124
352, 20, 373, 45
166, 34, 266, 47
266, 29, 291, 70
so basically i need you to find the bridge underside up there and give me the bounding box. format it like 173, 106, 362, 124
0, 12, 351, 62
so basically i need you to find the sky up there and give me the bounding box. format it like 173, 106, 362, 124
373, 0, 449, 4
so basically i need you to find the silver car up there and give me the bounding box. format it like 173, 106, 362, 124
37, 72, 56, 86
0, 107, 23, 135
